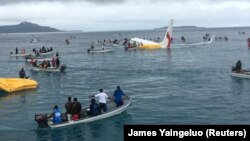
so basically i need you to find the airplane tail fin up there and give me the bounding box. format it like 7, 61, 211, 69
161, 19, 173, 48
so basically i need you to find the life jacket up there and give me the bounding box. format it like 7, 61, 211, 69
53, 109, 62, 123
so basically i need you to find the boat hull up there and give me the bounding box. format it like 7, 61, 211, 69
47, 97, 132, 129
26, 56, 60, 62
31, 66, 66, 72
87, 47, 113, 53
231, 72, 250, 79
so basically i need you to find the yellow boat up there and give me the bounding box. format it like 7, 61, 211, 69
0, 78, 38, 93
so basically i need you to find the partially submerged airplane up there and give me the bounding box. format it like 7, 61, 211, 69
130, 19, 214, 49
130, 19, 173, 49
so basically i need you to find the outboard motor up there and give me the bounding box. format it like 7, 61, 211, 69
35, 114, 48, 128
247, 38, 250, 48
60, 64, 67, 72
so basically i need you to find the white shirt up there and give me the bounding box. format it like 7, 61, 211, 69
95, 92, 108, 103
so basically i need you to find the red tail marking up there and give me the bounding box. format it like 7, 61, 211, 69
166, 32, 171, 48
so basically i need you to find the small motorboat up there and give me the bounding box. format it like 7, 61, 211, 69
87, 47, 114, 54
31, 64, 66, 72
231, 71, 250, 79
34, 97, 132, 129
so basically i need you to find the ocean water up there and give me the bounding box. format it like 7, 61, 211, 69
0, 27, 250, 141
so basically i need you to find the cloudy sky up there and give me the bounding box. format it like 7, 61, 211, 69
0, 0, 249, 31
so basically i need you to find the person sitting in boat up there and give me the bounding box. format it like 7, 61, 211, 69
51, 105, 62, 124
65, 97, 73, 115
41, 60, 46, 68
19, 68, 27, 78
232, 60, 242, 72
71, 98, 82, 119
89, 89, 111, 113
113, 86, 129, 107
46, 60, 51, 68
51, 58, 56, 67
32, 60, 38, 67
128, 42, 131, 48
29, 58, 34, 64
89, 98, 100, 116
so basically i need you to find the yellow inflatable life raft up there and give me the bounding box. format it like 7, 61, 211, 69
0, 78, 38, 93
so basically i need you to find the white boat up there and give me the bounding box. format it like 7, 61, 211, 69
231, 71, 250, 79
10, 52, 32, 57
87, 47, 114, 53
10, 50, 55, 57
35, 97, 132, 129
34, 50, 55, 57
31, 65, 66, 72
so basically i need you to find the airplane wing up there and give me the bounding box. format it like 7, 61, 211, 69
172, 35, 215, 47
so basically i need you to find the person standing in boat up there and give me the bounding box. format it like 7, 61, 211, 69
65, 97, 73, 115
56, 57, 60, 68
19, 68, 27, 78
51, 58, 56, 67
71, 98, 82, 119
113, 86, 129, 107
89, 89, 111, 113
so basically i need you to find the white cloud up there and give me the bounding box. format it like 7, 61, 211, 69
0, 0, 249, 31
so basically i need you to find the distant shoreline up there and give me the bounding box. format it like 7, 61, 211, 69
0, 21, 61, 34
